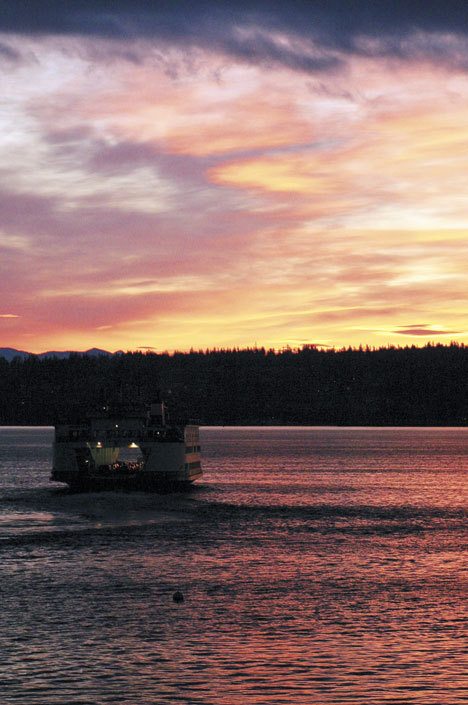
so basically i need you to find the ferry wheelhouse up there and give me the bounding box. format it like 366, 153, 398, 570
50, 401, 202, 491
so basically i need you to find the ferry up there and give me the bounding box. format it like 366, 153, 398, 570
50, 400, 202, 491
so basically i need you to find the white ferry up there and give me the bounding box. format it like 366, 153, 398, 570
50, 400, 202, 491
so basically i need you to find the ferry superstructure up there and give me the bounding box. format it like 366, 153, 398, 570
50, 401, 202, 491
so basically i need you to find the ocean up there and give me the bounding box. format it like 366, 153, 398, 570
0, 426, 466, 705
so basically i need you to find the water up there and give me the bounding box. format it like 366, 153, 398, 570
0, 426, 466, 705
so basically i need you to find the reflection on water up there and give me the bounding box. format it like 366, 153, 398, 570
0, 427, 466, 704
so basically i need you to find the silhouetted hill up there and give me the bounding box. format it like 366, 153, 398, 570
0, 344, 467, 426
0, 347, 115, 360
0, 347, 31, 361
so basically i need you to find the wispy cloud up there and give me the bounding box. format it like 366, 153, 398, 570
394, 325, 462, 336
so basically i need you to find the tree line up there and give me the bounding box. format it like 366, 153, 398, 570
0, 343, 467, 426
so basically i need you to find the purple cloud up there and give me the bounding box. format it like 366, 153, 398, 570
394, 325, 461, 336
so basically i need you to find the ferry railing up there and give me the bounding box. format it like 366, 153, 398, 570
55, 428, 185, 443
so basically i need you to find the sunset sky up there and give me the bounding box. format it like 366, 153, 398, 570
1, 1, 468, 353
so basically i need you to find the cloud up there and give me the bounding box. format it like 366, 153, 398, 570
394, 325, 461, 336
3, 1, 468, 39
0, 40, 22, 62
3, 1, 468, 72
2, 12, 468, 352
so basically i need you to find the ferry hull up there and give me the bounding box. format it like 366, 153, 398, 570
51, 468, 202, 492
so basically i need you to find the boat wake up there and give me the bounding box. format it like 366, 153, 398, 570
0, 486, 195, 540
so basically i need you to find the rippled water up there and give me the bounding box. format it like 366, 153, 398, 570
0, 426, 466, 704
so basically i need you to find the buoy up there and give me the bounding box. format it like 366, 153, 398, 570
173, 590, 184, 603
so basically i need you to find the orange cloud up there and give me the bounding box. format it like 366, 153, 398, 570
209, 101, 468, 232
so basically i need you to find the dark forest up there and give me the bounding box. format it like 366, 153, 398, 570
1, 343, 467, 426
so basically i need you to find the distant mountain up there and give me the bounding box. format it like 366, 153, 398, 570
0, 347, 116, 361
0, 347, 31, 361
37, 347, 116, 360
